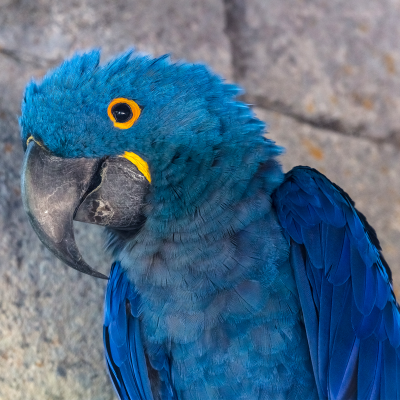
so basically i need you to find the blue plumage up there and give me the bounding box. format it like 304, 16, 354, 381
104, 263, 174, 399
274, 167, 400, 399
19, 49, 400, 399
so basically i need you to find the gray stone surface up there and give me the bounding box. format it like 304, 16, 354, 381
0, 0, 231, 398
225, 0, 400, 142
1, 0, 400, 398
256, 107, 400, 296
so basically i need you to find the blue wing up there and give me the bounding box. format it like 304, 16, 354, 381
273, 166, 400, 400
104, 262, 175, 400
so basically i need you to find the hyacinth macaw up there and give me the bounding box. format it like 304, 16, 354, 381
19, 50, 400, 400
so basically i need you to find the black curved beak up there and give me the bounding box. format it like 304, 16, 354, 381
21, 141, 150, 279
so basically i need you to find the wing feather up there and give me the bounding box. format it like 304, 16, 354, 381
104, 262, 176, 400
273, 166, 400, 399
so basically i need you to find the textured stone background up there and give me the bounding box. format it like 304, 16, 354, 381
0, 0, 399, 398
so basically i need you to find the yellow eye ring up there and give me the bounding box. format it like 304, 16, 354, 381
107, 98, 141, 129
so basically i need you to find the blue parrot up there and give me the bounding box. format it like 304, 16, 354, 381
19, 50, 400, 400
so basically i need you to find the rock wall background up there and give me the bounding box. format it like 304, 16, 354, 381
0, 0, 399, 398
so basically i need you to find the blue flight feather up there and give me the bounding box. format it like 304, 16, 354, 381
351, 246, 376, 316
329, 287, 357, 399
273, 166, 400, 399
317, 277, 333, 396
351, 301, 382, 340
323, 224, 345, 277
301, 224, 324, 269
104, 262, 163, 400
329, 282, 351, 357
383, 339, 397, 400
357, 335, 380, 400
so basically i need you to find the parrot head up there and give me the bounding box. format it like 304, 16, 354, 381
20, 50, 281, 279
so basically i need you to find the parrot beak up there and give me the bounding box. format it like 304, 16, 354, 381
21, 141, 150, 279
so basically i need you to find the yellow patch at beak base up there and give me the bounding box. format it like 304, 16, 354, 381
121, 152, 151, 183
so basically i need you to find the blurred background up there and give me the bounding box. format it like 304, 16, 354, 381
1, 0, 400, 398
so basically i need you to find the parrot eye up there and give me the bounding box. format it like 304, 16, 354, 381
112, 103, 132, 122
107, 98, 141, 129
